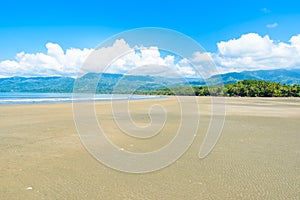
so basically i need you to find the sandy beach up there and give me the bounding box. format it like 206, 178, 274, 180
0, 97, 299, 199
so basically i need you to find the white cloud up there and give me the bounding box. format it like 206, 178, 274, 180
214, 33, 300, 73
191, 52, 212, 62
1, 33, 300, 78
217, 33, 273, 57
0, 39, 200, 78
81, 39, 200, 78
0, 43, 93, 77
106, 46, 197, 78
82, 39, 131, 74
266, 22, 278, 28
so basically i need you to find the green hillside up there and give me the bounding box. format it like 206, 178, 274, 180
0, 68, 300, 96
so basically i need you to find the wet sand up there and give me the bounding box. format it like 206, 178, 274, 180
0, 97, 299, 199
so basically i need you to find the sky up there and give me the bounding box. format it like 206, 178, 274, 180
0, 0, 300, 77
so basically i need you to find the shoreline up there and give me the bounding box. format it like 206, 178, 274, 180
1, 95, 300, 106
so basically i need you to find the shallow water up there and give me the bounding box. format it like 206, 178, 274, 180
0, 92, 162, 105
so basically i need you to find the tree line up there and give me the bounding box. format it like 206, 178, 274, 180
135, 80, 300, 97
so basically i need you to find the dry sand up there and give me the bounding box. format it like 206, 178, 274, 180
0, 97, 299, 199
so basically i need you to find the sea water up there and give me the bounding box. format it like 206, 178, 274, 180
0, 92, 162, 105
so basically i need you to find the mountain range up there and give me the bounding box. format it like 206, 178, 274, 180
0, 68, 299, 93
209, 68, 300, 85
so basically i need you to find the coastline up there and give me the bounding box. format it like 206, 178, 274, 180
0, 92, 165, 105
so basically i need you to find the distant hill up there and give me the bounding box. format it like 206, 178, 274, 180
0, 68, 299, 93
0, 76, 74, 93
0, 73, 202, 93
209, 68, 300, 85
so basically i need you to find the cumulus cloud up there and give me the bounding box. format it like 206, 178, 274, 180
0, 43, 93, 77
213, 33, 300, 73
0, 39, 200, 78
1, 33, 300, 78
266, 22, 278, 28
82, 39, 131, 74
105, 45, 199, 78
217, 33, 273, 57
72, 38, 201, 78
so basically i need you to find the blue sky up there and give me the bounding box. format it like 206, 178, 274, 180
0, 0, 300, 77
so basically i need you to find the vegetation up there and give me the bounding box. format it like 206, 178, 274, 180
1, 73, 299, 97
135, 80, 300, 97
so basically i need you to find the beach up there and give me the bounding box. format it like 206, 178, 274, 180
0, 97, 299, 199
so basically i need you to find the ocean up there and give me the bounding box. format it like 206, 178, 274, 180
0, 92, 162, 105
